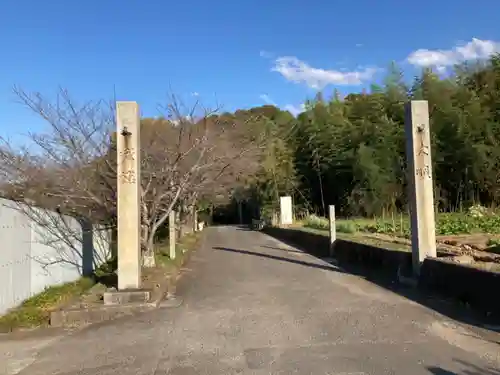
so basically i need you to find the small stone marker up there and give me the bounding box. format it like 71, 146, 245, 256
116, 101, 141, 290
329, 205, 336, 257
405, 100, 437, 275
169, 210, 176, 260
280, 196, 293, 226
193, 205, 198, 232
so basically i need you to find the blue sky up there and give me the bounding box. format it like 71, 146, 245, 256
1, 0, 500, 141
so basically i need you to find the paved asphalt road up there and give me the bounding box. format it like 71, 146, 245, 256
2, 226, 500, 375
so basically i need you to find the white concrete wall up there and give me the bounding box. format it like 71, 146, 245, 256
0, 198, 112, 315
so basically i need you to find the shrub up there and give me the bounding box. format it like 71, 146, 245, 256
303, 214, 329, 230
336, 222, 356, 233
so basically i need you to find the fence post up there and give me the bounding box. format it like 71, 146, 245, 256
169, 210, 176, 260
329, 205, 336, 257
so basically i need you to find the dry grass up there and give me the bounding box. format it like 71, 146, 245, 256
0, 277, 95, 332
155, 231, 202, 270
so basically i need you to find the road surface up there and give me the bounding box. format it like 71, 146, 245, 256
2, 226, 500, 375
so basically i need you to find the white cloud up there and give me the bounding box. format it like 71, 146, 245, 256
407, 38, 500, 71
259, 94, 277, 106
271, 56, 378, 89
284, 104, 305, 117
191, 91, 199, 97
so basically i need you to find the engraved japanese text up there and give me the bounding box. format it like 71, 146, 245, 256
120, 147, 136, 161
416, 165, 431, 179
120, 170, 136, 184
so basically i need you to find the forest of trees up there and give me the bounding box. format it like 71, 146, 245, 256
236, 54, 500, 220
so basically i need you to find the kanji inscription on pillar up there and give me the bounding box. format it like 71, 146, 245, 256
120, 170, 136, 184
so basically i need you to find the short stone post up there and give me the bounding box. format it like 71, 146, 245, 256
279, 196, 293, 226
193, 206, 198, 232
169, 210, 176, 260
116, 101, 141, 290
405, 100, 437, 276
328, 205, 336, 257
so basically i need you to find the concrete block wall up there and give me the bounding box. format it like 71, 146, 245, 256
0, 198, 112, 315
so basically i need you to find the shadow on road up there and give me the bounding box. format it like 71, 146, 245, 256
426, 358, 500, 374
218, 233, 500, 335
259, 244, 305, 254
213, 247, 345, 273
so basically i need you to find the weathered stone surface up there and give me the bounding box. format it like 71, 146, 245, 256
405, 100, 437, 274
169, 210, 176, 260
116, 101, 142, 290
103, 290, 151, 305
279, 196, 293, 225
328, 205, 336, 257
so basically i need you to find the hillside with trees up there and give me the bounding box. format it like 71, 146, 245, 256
243, 54, 500, 220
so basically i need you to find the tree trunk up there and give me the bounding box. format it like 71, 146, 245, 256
316, 159, 326, 216
142, 230, 156, 268
141, 196, 156, 267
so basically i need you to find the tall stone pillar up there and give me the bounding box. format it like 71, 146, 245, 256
405, 100, 437, 275
116, 101, 141, 290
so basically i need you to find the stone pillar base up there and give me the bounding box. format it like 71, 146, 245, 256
103, 289, 151, 305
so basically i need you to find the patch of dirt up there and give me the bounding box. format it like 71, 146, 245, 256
141, 266, 173, 303
438, 234, 500, 251
141, 266, 168, 292
362, 233, 500, 269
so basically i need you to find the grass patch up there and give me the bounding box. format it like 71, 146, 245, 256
301, 210, 500, 237
0, 255, 117, 332
155, 231, 202, 270
0, 277, 95, 332
93, 256, 118, 287
336, 222, 357, 234
301, 215, 356, 234
296, 225, 410, 252
302, 214, 329, 231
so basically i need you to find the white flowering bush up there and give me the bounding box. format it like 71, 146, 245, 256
468, 205, 488, 218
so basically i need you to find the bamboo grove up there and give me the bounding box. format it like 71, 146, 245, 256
241, 54, 500, 219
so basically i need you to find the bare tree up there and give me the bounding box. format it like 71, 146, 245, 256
0, 88, 117, 272
137, 95, 265, 264
0, 88, 266, 268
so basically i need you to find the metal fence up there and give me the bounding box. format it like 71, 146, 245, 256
0, 198, 112, 315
